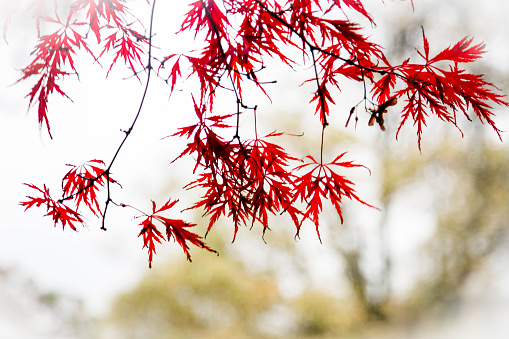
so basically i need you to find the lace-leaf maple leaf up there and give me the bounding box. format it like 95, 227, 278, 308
20, 184, 84, 231
62, 159, 118, 216
333, 0, 374, 23
17, 13, 93, 137
292, 154, 375, 241
373, 29, 508, 149
136, 198, 216, 267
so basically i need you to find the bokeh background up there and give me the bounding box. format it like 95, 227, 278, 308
1, 0, 509, 338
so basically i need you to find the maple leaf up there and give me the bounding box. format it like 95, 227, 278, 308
138, 217, 164, 268
137, 199, 216, 267
62, 159, 118, 216
100, 29, 146, 77
21, 184, 84, 231
372, 29, 508, 149
70, 0, 130, 42
333, 0, 374, 23
309, 79, 335, 124
291, 154, 375, 241
372, 71, 397, 105
18, 16, 95, 137
159, 54, 182, 95
172, 95, 235, 172
181, 0, 229, 39
242, 136, 302, 235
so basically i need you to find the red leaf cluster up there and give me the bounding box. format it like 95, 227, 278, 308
17, 17, 88, 138
21, 160, 114, 230
292, 154, 375, 241
15, 0, 147, 136
372, 29, 508, 149
174, 100, 367, 240
14, 0, 508, 266
186, 133, 301, 240
62, 159, 117, 216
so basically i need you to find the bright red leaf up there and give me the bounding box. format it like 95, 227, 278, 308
62, 160, 118, 216
21, 184, 84, 231
136, 198, 217, 267
291, 154, 376, 241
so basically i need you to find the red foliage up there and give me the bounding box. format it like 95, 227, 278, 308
372, 29, 507, 149
185, 132, 301, 241
21, 160, 116, 230
62, 160, 118, 216
21, 184, 84, 231
11, 0, 507, 266
292, 154, 375, 241
136, 199, 217, 267
15, 0, 146, 137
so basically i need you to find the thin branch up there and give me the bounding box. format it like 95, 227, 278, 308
58, 0, 158, 229
311, 47, 328, 128
199, 0, 253, 150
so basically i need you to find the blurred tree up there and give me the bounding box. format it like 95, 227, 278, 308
103, 230, 369, 339
103, 232, 282, 339
0, 267, 93, 339
403, 131, 509, 314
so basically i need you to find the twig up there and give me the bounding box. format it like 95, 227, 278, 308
58, 0, 158, 230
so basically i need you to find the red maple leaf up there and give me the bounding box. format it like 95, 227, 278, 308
21, 184, 84, 231
186, 133, 301, 240
18, 14, 94, 137
136, 199, 216, 267
292, 154, 375, 241
372, 29, 508, 149
62, 159, 118, 216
